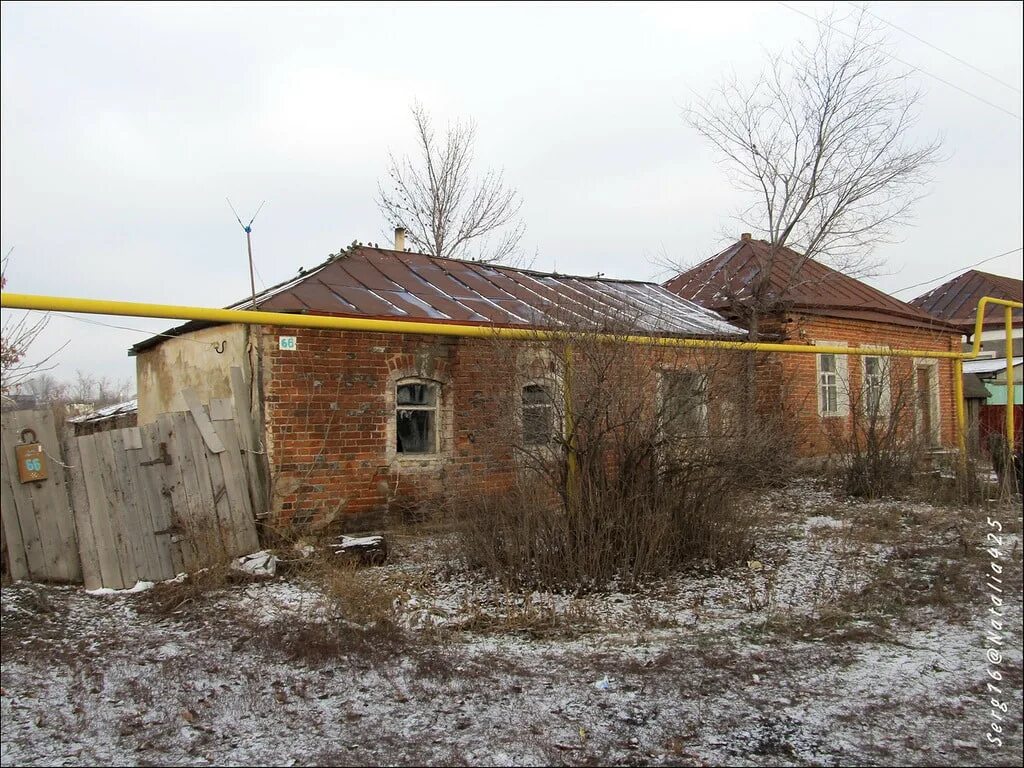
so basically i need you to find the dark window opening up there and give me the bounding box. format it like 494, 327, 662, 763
522, 383, 555, 445
396, 381, 438, 454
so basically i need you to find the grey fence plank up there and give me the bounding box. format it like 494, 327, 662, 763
77, 434, 127, 589
180, 410, 226, 563
168, 411, 207, 571
211, 418, 259, 555
0, 445, 30, 580
209, 398, 234, 422
229, 366, 268, 518
136, 423, 178, 579
95, 430, 139, 586
62, 430, 103, 590
113, 427, 163, 581
0, 419, 49, 579
23, 411, 81, 582
182, 388, 225, 454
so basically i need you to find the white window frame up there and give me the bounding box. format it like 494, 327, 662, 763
912, 358, 941, 446
814, 341, 849, 418
860, 349, 891, 420
394, 377, 441, 456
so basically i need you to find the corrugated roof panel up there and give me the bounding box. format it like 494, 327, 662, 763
135, 245, 746, 353
911, 269, 1022, 330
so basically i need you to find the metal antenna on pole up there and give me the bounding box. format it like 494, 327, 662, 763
227, 198, 266, 310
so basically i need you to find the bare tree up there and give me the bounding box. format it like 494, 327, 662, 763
24, 374, 69, 404
1, 250, 67, 398
683, 8, 941, 337
377, 103, 525, 264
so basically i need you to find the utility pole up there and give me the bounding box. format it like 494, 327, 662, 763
227, 198, 271, 518
228, 199, 265, 310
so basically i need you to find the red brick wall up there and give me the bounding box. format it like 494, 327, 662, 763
258, 316, 960, 527
261, 327, 520, 529
774, 313, 960, 456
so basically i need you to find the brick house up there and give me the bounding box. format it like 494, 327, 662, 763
663, 235, 963, 457
131, 241, 743, 527
911, 269, 1024, 448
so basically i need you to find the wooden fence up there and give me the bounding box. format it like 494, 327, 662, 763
1, 378, 263, 590
0, 408, 82, 584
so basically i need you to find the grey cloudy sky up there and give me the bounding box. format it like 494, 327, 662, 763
2, 1, 1022, 387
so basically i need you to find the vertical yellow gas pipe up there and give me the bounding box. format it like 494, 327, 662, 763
953, 357, 966, 466
1007, 306, 1016, 451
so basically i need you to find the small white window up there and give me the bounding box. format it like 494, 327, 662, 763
819, 354, 839, 415
863, 355, 887, 417
396, 380, 438, 454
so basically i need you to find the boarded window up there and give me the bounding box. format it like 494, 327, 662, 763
396, 381, 438, 454
662, 370, 707, 437
819, 354, 839, 415
522, 384, 555, 445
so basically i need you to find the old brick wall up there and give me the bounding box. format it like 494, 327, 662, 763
775, 313, 960, 456
260, 326, 524, 529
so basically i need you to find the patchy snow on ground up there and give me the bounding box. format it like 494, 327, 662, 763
1, 478, 1022, 766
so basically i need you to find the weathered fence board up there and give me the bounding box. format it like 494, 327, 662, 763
0, 409, 82, 583
62, 429, 103, 590
2, 389, 262, 589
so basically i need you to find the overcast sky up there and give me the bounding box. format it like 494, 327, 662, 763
2, 1, 1022, 388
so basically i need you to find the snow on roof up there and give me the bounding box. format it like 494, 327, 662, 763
68, 398, 138, 424
962, 357, 1022, 375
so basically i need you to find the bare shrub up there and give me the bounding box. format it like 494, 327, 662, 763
450, 316, 789, 592
822, 356, 926, 498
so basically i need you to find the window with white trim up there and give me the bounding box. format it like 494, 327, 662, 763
862, 355, 887, 417
396, 380, 438, 454
819, 353, 840, 415
522, 383, 555, 445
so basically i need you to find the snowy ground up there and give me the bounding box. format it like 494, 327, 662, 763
2, 478, 1022, 766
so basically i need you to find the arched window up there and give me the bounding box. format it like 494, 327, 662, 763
522, 383, 555, 445
396, 380, 439, 454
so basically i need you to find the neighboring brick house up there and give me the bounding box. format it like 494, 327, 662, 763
912, 269, 1024, 448
131, 241, 743, 527
663, 235, 963, 457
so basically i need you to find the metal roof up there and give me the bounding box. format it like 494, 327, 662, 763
132, 247, 742, 353
663, 238, 960, 332
963, 356, 1022, 375
68, 398, 138, 424
910, 269, 1023, 333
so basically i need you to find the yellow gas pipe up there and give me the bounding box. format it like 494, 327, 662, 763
2, 292, 1021, 458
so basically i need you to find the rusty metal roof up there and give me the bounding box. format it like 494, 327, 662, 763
132, 246, 742, 354
910, 269, 1023, 333
230, 246, 741, 336
663, 238, 959, 332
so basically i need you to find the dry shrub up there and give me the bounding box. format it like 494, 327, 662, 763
823, 359, 925, 499
451, 333, 773, 592
139, 564, 246, 615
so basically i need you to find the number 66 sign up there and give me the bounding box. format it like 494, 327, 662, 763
15, 439, 48, 484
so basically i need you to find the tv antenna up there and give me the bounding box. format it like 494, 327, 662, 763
227, 198, 266, 310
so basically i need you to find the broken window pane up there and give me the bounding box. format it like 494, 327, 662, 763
396, 380, 438, 454
397, 409, 435, 453
522, 384, 554, 445
397, 383, 436, 406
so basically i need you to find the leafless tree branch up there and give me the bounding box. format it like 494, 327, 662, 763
377, 102, 526, 264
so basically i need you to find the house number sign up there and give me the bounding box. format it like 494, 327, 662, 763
15, 428, 48, 484
279, 336, 297, 351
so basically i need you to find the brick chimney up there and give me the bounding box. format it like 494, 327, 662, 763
740, 232, 752, 241
394, 227, 406, 251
